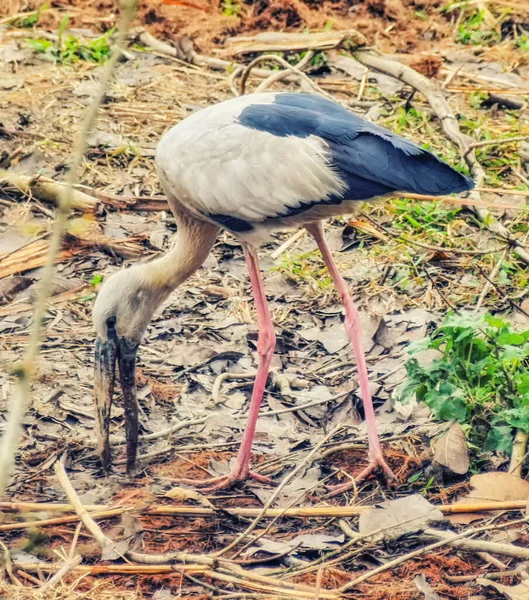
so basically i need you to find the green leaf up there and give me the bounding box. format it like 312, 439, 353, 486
406, 336, 433, 355
25, 38, 53, 53
497, 332, 526, 346
484, 425, 513, 453
502, 407, 529, 431
424, 384, 467, 422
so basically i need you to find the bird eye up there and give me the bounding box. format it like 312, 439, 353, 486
106, 315, 117, 330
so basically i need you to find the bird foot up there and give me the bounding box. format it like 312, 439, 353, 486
170, 468, 274, 493
325, 452, 398, 498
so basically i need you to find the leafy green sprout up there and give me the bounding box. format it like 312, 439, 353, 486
25, 16, 115, 64
399, 312, 529, 454
8, 3, 48, 28
221, 0, 242, 17
272, 250, 332, 290
456, 9, 501, 46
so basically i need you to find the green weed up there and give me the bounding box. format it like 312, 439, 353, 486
221, 0, 242, 17
456, 9, 501, 45
25, 17, 115, 64
272, 250, 332, 289
8, 4, 47, 27
399, 312, 529, 453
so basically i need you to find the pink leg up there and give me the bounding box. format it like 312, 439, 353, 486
306, 222, 397, 495
172, 243, 276, 492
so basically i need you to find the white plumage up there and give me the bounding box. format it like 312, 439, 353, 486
156, 93, 346, 241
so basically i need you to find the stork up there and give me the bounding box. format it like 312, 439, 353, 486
93, 92, 474, 494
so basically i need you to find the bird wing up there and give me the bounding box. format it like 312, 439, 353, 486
156, 93, 474, 230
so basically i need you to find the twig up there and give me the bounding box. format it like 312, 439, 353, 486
54, 460, 117, 553
0, 0, 138, 499
424, 527, 529, 560
38, 555, 83, 592
0, 170, 99, 213
474, 246, 509, 313
445, 568, 523, 583
360, 212, 506, 256
1, 500, 528, 535
238, 54, 331, 98
254, 51, 315, 94
474, 262, 529, 318
463, 136, 529, 160
215, 425, 343, 556
271, 230, 307, 259
340, 516, 529, 591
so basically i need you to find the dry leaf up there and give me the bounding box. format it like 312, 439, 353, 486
432, 422, 469, 475
449, 472, 529, 525
478, 579, 529, 600
164, 486, 214, 508
359, 495, 445, 540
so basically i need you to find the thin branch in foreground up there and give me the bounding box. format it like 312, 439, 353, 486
340, 516, 529, 591
0, 0, 138, 498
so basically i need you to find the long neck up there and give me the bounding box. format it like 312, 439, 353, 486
140, 214, 220, 300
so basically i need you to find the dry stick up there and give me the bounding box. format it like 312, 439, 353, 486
463, 136, 529, 160
38, 555, 83, 593
361, 211, 506, 256
2, 499, 529, 520
54, 460, 116, 552
215, 425, 344, 557
271, 229, 307, 259
352, 50, 529, 267
339, 516, 529, 591
0, 0, 137, 499
0, 170, 99, 213
254, 51, 315, 94
423, 528, 529, 560
474, 246, 509, 314
238, 54, 332, 98
54, 460, 327, 597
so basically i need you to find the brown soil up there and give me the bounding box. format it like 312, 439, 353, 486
3, 0, 454, 54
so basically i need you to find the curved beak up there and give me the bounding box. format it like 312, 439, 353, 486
94, 335, 139, 475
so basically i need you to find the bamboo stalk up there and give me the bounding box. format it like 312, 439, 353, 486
1, 500, 528, 534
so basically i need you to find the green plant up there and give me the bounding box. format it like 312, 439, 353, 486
221, 0, 242, 16
389, 197, 462, 232
25, 21, 115, 63
9, 4, 47, 27
272, 250, 332, 289
456, 9, 500, 45
399, 312, 529, 453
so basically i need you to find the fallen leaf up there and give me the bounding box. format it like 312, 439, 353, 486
359, 495, 445, 540
478, 579, 529, 600
164, 486, 214, 508
249, 465, 322, 508
449, 472, 529, 525
414, 574, 442, 600
289, 533, 344, 550
432, 422, 469, 475
459, 472, 529, 501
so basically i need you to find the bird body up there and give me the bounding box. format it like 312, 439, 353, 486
93, 92, 474, 493
156, 92, 472, 244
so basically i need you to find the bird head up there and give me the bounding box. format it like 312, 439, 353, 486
92, 265, 170, 473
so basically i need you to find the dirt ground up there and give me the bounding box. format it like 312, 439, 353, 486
1, 0, 529, 598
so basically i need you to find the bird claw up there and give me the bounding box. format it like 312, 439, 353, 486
170, 469, 274, 493
325, 453, 398, 498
